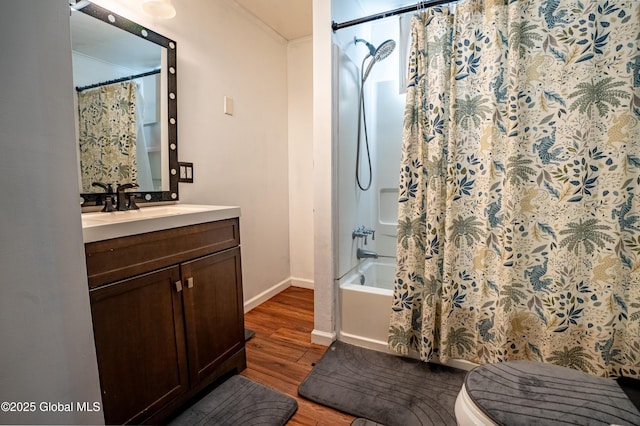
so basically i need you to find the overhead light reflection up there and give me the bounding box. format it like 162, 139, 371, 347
141, 0, 176, 19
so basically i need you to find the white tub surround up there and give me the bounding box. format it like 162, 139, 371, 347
339, 258, 394, 352
338, 258, 479, 372
81, 204, 240, 243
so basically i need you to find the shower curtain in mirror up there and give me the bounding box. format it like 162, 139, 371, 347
77, 81, 138, 192
389, 0, 640, 378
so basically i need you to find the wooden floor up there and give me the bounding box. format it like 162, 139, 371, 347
241, 287, 355, 426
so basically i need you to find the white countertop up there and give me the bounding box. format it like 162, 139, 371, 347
81, 204, 240, 243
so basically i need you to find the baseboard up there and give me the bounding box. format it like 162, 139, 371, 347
338, 332, 477, 371
311, 329, 336, 346
339, 332, 392, 353
243, 276, 316, 313
243, 278, 291, 313
290, 277, 314, 289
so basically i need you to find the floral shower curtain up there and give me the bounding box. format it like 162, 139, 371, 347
389, 0, 640, 378
77, 82, 138, 192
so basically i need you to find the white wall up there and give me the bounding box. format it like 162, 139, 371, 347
177, 0, 291, 306
314, 0, 405, 342
333, 14, 405, 276
288, 37, 315, 288
367, 18, 405, 258
335, 42, 378, 278
0, 2, 313, 423
92, 0, 292, 307
0, 1, 103, 424
311, 0, 371, 344
312, 0, 336, 344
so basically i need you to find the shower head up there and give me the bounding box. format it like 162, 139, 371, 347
355, 37, 396, 61
359, 38, 396, 82
355, 37, 396, 81
373, 39, 396, 62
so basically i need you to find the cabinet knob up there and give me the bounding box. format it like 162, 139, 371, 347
186, 277, 194, 288
175, 280, 183, 292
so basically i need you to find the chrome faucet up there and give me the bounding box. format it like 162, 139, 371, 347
352, 226, 375, 245
357, 248, 378, 259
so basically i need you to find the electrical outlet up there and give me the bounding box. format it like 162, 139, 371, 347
178, 162, 193, 183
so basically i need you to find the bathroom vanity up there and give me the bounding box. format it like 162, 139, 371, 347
82, 205, 245, 425
73, 5, 247, 423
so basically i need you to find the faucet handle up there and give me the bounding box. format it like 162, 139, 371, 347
115, 183, 139, 211
127, 194, 140, 210
101, 197, 115, 212
352, 226, 375, 244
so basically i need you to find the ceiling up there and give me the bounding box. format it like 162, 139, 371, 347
231, 0, 418, 41
233, 0, 313, 41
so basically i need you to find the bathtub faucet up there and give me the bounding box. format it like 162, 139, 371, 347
357, 248, 378, 260
352, 226, 375, 245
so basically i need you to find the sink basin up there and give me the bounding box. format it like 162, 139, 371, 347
82, 204, 240, 243
82, 205, 217, 224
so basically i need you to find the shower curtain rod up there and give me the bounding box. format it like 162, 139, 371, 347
75, 68, 161, 92
332, 0, 454, 31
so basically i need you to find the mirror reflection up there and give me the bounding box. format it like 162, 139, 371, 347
70, 2, 178, 206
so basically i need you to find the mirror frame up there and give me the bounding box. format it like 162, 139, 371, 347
75, 2, 178, 207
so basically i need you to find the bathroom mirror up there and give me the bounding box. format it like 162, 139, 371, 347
70, 1, 178, 206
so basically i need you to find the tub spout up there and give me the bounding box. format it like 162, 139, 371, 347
357, 248, 378, 260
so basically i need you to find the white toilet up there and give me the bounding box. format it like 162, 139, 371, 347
454, 382, 498, 425
453, 361, 640, 426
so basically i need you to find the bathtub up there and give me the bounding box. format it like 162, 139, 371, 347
338, 258, 395, 352
338, 257, 477, 371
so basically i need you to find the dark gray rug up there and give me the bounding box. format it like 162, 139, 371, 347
298, 341, 465, 426
466, 361, 640, 426
619, 376, 640, 411
245, 328, 256, 341
351, 418, 386, 426
170, 375, 297, 426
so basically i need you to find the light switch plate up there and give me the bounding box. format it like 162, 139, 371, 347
178, 162, 193, 183
224, 96, 234, 116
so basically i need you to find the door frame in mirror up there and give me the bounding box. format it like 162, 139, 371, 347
75, 2, 178, 207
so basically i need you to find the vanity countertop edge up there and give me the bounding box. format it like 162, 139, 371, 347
81, 204, 241, 243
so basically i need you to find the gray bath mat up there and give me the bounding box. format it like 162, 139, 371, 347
465, 361, 640, 425
170, 375, 297, 426
298, 341, 465, 426
351, 418, 386, 426
245, 328, 256, 341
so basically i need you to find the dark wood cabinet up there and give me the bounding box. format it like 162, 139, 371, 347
90, 266, 188, 425
182, 247, 244, 384
86, 218, 245, 425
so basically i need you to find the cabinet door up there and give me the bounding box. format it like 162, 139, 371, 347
182, 247, 244, 384
90, 266, 188, 425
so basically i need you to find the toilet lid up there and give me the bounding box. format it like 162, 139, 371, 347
464, 361, 640, 425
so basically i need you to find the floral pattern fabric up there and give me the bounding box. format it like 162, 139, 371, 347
389, 0, 640, 378
78, 82, 138, 192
